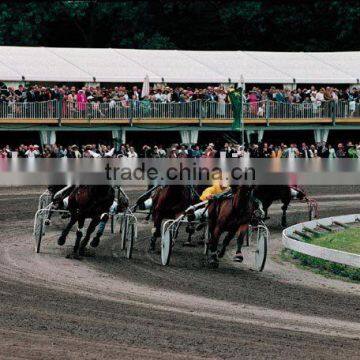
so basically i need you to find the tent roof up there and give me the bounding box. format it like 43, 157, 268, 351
244, 51, 356, 84
0, 46, 358, 84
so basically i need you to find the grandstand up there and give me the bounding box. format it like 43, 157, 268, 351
1, 46, 360, 146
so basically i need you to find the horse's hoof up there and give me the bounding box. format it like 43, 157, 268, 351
149, 238, 156, 252
207, 261, 219, 269
233, 252, 244, 262
207, 253, 219, 268
217, 248, 226, 258
90, 236, 100, 248
58, 236, 66, 246
73, 253, 82, 260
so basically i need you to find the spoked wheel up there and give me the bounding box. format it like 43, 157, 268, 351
110, 215, 115, 234
34, 211, 45, 253
126, 219, 137, 259
203, 222, 210, 255
38, 191, 52, 210
241, 224, 269, 271
254, 226, 268, 271
161, 220, 174, 266
120, 215, 127, 250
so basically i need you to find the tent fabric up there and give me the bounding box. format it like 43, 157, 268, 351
0, 46, 358, 84
244, 51, 355, 84
0, 46, 92, 82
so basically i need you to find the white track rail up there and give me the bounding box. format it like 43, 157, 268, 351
282, 214, 360, 269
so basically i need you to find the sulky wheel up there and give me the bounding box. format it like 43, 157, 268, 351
203, 222, 210, 255
161, 220, 174, 266
120, 215, 127, 250
126, 220, 137, 259
254, 226, 268, 272
34, 211, 44, 253
110, 215, 115, 234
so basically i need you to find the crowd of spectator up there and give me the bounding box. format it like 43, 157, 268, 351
1, 141, 359, 159
1, 82, 360, 119
1, 82, 359, 107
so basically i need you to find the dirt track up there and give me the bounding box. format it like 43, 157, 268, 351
0, 187, 359, 359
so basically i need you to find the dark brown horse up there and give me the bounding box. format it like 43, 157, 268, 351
149, 185, 205, 251
253, 185, 306, 227
57, 185, 128, 258
206, 185, 265, 268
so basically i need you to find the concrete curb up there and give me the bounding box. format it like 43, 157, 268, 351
282, 214, 360, 269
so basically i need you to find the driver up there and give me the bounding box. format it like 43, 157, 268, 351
187, 172, 230, 223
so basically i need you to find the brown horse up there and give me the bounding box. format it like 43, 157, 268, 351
149, 185, 205, 251
253, 185, 306, 227
57, 185, 128, 258
206, 185, 265, 268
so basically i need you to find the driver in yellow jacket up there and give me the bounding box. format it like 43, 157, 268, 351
199, 182, 229, 201
187, 175, 230, 223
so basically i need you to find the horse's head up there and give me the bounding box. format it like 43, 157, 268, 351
233, 185, 265, 221
117, 194, 129, 213
291, 186, 306, 200
114, 186, 129, 213
249, 187, 265, 221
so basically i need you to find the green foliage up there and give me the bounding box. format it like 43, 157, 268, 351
286, 249, 360, 282
308, 227, 360, 254
0, 1, 359, 50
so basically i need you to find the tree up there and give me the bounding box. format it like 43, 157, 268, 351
0, 1, 358, 51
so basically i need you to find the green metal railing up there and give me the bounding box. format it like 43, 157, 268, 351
0, 99, 358, 124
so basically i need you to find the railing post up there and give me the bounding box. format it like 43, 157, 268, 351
57, 100, 62, 126
198, 100, 203, 126
87, 102, 92, 124
265, 100, 270, 127
331, 100, 336, 126
129, 99, 133, 126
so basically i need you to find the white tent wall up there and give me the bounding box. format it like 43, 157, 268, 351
244, 51, 356, 84
0, 46, 92, 82
0, 46, 358, 84
180, 50, 292, 84
308, 52, 360, 84
49, 47, 161, 83
115, 49, 226, 83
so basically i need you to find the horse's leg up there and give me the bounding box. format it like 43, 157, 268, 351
217, 230, 235, 258
150, 214, 162, 251
145, 205, 152, 221
78, 217, 100, 256
207, 226, 222, 268
281, 199, 290, 228
58, 214, 77, 246
263, 200, 272, 220
234, 224, 249, 262
73, 216, 85, 257
184, 224, 195, 247
90, 213, 109, 248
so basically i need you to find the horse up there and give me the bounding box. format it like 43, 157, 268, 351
253, 185, 307, 227
206, 185, 265, 268
149, 185, 205, 251
57, 185, 128, 258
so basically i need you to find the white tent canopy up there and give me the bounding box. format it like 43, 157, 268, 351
0, 46, 358, 84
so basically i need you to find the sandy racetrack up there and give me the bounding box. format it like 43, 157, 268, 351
0, 187, 359, 359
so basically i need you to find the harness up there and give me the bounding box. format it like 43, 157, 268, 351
290, 185, 319, 218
